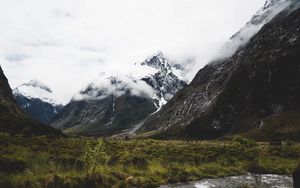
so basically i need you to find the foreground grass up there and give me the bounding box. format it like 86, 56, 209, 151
0, 133, 299, 188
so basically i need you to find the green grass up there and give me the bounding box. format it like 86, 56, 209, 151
0, 133, 299, 188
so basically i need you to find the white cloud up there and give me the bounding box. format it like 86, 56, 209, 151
212, 0, 292, 61
0, 0, 264, 104
73, 71, 156, 101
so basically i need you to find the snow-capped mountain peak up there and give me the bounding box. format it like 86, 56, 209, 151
139, 52, 186, 81
139, 53, 187, 106
13, 80, 62, 105
74, 52, 188, 110
141, 51, 171, 70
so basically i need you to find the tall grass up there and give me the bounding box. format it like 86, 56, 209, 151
0, 133, 299, 188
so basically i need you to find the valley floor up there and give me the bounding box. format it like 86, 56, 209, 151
0, 133, 299, 188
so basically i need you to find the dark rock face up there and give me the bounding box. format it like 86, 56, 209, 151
139, 2, 300, 141
141, 54, 187, 102
14, 95, 63, 125
0, 66, 62, 136
52, 92, 156, 136
12, 80, 64, 125
0, 66, 21, 115
51, 53, 187, 136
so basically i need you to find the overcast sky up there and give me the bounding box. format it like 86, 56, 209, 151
0, 0, 264, 103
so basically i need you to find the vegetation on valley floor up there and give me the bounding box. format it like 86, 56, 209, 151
0, 133, 299, 188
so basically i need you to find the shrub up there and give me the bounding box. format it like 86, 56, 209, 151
232, 136, 257, 147
81, 139, 109, 175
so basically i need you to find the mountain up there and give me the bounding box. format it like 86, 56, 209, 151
13, 80, 64, 125
140, 52, 188, 110
138, 0, 300, 141
0, 66, 63, 136
51, 53, 188, 136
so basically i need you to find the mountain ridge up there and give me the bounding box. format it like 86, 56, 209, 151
51, 53, 188, 136
138, 0, 300, 141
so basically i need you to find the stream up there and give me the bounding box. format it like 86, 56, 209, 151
159, 174, 293, 188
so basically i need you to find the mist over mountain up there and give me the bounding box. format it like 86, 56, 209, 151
4, 0, 297, 141
0, 0, 264, 103
139, 0, 300, 141
2, 1, 300, 187
214, 0, 292, 61
51, 53, 189, 136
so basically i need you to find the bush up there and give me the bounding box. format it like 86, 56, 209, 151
232, 136, 257, 147
81, 139, 109, 175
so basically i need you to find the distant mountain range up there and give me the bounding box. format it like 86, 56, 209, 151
13, 80, 63, 125
50, 52, 189, 136
139, 0, 300, 141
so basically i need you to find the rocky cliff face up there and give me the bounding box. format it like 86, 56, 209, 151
139, 1, 300, 141
51, 53, 188, 136
0, 66, 23, 116
13, 80, 63, 125
0, 67, 62, 136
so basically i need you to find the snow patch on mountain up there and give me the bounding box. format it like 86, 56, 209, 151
13, 80, 63, 105
140, 51, 186, 81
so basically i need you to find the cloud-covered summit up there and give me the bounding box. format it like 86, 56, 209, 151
0, 0, 264, 103
213, 0, 293, 61
73, 52, 188, 110
13, 80, 63, 105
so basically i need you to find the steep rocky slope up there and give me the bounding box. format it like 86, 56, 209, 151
0, 66, 62, 136
139, 1, 300, 141
13, 80, 63, 124
51, 53, 188, 136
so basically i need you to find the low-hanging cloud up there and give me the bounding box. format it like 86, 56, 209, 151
73, 70, 156, 101
212, 0, 293, 62
0, 0, 266, 104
